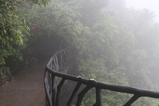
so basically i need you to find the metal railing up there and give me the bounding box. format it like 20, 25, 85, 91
44, 49, 159, 106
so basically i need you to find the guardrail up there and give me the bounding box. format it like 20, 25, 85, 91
44, 49, 159, 106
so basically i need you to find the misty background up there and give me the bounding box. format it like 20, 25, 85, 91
126, 0, 159, 23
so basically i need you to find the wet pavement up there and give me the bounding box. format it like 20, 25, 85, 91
0, 61, 47, 106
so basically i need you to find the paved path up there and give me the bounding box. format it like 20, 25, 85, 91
0, 61, 47, 106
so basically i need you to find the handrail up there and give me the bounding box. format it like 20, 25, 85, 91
44, 49, 159, 106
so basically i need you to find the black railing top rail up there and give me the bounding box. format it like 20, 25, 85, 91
44, 49, 159, 106
46, 68, 159, 98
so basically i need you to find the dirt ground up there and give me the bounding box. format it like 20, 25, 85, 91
0, 61, 47, 106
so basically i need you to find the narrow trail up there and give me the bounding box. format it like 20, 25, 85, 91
0, 61, 47, 106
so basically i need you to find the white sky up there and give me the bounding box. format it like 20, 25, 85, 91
125, 0, 159, 23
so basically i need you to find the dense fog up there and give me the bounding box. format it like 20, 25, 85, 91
126, 0, 159, 23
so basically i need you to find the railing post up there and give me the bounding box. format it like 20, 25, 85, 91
93, 88, 102, 106
52, 76, 57, 106
67, 82, 82, 106
56, 78, 66, 106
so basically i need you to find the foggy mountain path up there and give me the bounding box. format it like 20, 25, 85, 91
0, 61, 47, 106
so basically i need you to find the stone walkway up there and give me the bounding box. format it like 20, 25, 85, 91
0, 61, 47, 106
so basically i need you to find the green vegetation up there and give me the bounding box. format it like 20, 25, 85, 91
1, 0, 159, 105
